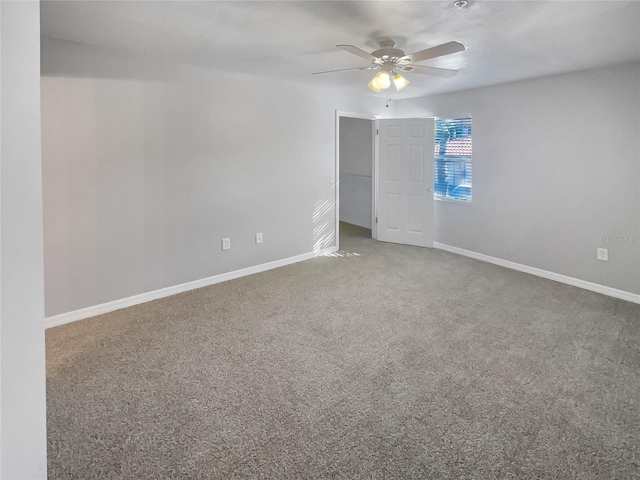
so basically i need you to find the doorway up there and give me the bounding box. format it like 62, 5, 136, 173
335, 112, 435, 251
336, 111, 376, 249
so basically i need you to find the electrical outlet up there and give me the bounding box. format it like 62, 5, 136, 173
222, 238, 231, 251
256, 232, 263, 244
597, 248, 608, 261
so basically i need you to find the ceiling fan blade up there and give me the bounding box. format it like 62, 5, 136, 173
401, 65, 458, 78
400, 41, 465, 64
336, 45, 382, 64
312, 66, 377, 75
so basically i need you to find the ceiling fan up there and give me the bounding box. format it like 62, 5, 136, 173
312, 38, 465, 92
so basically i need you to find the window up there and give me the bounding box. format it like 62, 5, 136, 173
434, 117, 472, 202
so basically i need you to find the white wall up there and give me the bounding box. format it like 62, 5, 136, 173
1, 2, 48, 478
396, 63, 640, 295
41, 39, 384, 317
339, 117, 373, 229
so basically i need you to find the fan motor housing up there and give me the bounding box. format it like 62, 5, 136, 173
371, 47, 406, 63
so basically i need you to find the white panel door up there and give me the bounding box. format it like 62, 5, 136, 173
377, 118, 434, 248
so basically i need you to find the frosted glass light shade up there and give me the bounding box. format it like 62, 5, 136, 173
393, 73, 410, 91
368, 80, 382, 92
373, 71, 391, 89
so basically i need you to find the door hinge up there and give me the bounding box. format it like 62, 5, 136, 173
376, 129, 379, 135
375, 217, 378, 224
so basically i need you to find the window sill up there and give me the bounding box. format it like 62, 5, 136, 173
434, 196, 472, 205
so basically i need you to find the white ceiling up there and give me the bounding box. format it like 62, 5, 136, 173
40, 1, 640, 99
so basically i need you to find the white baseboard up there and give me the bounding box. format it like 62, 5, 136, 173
433, 242, 640, 305
45, 246, 338, 329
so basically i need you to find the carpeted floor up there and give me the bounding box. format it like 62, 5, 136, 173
47, 223, 640, 479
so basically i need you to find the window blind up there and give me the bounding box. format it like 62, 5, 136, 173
434, 117, 472, 201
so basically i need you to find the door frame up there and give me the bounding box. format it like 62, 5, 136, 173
335, 110, 379, 250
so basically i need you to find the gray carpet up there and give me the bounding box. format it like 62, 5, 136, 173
47, 222, 640, 479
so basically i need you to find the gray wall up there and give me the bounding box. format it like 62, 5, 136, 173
339, 117, 373, 229
41, 39, 384, 317
395, 63, 640, 295
1, 1, 48, 477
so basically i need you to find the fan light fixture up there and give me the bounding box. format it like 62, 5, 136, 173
368, 71, 409, 92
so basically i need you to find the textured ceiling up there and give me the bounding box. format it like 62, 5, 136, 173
40, 1, 640, 99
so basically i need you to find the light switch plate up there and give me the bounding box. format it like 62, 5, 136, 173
222, 238, 231, 251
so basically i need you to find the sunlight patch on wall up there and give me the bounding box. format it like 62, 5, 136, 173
313, 197, 335, 255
